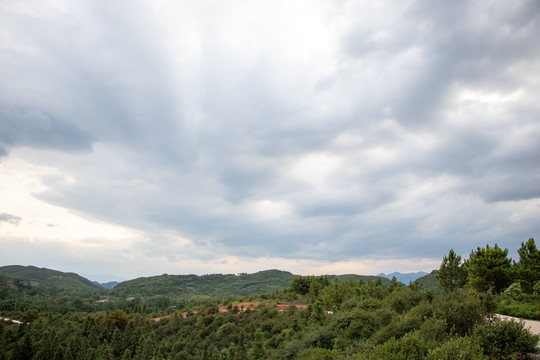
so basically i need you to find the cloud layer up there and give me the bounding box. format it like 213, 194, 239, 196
1, 0, 539, 279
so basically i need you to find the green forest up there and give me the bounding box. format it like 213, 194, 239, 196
1, 239, 539, 359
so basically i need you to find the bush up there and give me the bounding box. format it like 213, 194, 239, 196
496, 298, 540, 320
473, 317, 539, 359
344, 309, 381, 340
364, 330, 429, 360
433, 290, 486, 335
427, 336, 487, 360
504, 283, 524, 301
297, 347, 335, 360
533, 280, 540, 297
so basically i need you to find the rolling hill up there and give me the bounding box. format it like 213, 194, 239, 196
0, 265, 105, 296
109, 269, 295, 299
0, 265, 392, 300
414, 270, 439, 288
110, 270, 391, 299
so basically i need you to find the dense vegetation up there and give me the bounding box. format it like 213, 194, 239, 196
437, 238, 540, 320
110, 270, 295, 300
0, 266, 105, 297
0, 239, 538, 359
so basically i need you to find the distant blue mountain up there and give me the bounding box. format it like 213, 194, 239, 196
377, 271, 429, 284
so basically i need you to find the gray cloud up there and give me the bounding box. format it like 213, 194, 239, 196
0, 213, 22, 225
1, 0, 539, 272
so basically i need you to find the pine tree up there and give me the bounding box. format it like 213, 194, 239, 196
436, 249, 467, 292
515, 238, 540, 293
466, 244, 512, 293
248, 329, 266, 360
120, 348, 132, 360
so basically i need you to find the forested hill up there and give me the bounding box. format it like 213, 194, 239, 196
414, 270, 438, 288
0, 265, 391, 300
0, 265, 105, 296
109, 270, 390, 299
109, 269, 294, 299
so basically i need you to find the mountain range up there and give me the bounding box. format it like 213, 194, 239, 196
0, 265, 435, 300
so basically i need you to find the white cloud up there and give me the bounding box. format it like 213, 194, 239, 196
0, 154, 139, 244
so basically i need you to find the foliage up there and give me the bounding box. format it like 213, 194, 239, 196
473, 317, 539, 359
414, 270, 439, 289
290, 275, 331, 298
426, 336, 487, 360
110, 270, 295, 299
0, 277, 537, 359
496, 296, 540, 320
0, 265, 105, 296
466, 244, 513, 293
515, 238, 540, 294
432, 290, 487, 335
104, 310, 128, 330
1, 240, 539, 359
21, 309, 39, 323
437, 249, 467, 292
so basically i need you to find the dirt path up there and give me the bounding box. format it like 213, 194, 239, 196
495, 314, 540, 336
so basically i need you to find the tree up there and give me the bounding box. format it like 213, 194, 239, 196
104, 309, 128, 330
290, 276, 312, 295
466, 244, 512, 293
248, 329, 266, 360
515, 238, 540, 294
436, 249, 467, 292
21, 309, 39, 324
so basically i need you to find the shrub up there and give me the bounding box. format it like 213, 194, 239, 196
427, 336, 487, 360
496, 298, 540, 320
364, 330, 429, 360
344, 309, 381, 340
504, 283, 524, 301
297, 347, 335, 360
433, 290, 486, 335
473, 317, 539, 359
533, 280, 540, 297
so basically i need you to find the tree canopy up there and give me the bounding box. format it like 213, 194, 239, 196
515, 238, 540, 294
466, 244, 512, 293
436, 249, 467, 292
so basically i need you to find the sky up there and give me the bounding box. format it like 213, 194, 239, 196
1, 0, 539, 282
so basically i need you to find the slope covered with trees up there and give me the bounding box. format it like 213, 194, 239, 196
0, 265, 105, 296
109, 270, 295, 300
109, 271, 389, 300
1, 271, 538, 359
1, 239, 539, 359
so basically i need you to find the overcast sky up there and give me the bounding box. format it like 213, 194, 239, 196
1, 0, 539, 282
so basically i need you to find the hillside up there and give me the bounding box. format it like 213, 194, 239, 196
414, 270, 439, 288
0, 265, 105, 296
0, 265, 392, 301
110, 270, 391, 299
110, 269, 294, 299
0, 273, 25, 300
